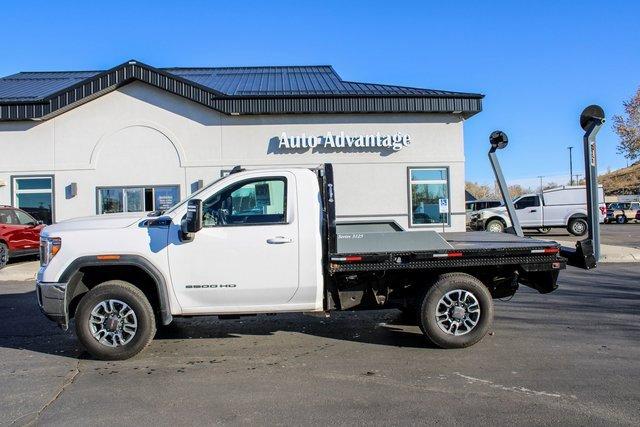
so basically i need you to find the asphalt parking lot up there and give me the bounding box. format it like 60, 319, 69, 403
525, 223, 640, 249
1, 264, 639, 426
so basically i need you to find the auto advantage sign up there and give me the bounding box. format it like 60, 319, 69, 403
278, 132, 411, 152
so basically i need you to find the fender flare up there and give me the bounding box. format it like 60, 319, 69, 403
59, 255, 173, 325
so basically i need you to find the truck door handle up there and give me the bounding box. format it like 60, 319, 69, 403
530, 209, 537, 212
267, 236, 293, 244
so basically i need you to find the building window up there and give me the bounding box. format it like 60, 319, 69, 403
408, 168, 449, 226
97, 186, 180, 214
12, 176, 54, 224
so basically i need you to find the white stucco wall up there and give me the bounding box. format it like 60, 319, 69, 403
0, 81, 467, 231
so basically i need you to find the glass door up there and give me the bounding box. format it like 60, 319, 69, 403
12, 176, 54, 224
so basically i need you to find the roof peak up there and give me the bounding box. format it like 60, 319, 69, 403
0, 60, 483, 120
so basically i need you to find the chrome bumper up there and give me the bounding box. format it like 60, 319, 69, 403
36, 281, 68, 329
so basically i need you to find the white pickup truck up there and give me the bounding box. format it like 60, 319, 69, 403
37, 164, 570, 360
469, 186, 606, 236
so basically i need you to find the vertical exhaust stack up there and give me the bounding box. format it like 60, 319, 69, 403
560, 105, 605, 269
488, 131, 524, 237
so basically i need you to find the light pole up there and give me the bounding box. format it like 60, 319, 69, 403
538, 175, 544, 192
568, 146, 574, 185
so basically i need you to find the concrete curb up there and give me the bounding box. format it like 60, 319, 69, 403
553, 240, 640, 263
0, 261, 39, 282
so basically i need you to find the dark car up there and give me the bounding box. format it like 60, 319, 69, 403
0, 206, 45, 269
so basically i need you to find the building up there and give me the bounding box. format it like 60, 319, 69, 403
0, 60, 482, 231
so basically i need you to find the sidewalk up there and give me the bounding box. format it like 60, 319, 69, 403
0, 261, 39, 282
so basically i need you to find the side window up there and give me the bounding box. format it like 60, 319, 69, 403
202, 178, 286, 227
465, 202, 474, 212
14, 210, 36, 225
0, 209, 17, 224
514, 196, 539, 210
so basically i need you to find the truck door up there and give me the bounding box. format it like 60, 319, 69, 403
514, 195, 542, 227
167, 173, 300, 311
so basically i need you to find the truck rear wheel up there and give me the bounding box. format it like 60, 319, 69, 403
417, 273, 493, 349
75, 280, 157, 360
568, 218, 588, 236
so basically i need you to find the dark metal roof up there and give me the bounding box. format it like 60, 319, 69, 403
0, 60, 483, 120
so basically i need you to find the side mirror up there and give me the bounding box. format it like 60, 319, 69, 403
180, 199, 203, 241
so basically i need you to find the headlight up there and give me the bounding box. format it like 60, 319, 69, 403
40, 237, 61, 266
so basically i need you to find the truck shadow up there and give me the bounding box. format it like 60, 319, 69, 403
3, 265, 638, 360
0, 290, 433, 360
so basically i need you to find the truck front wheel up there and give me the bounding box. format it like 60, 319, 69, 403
75, 280, 157, 360
417, 273, 493, 349
0, 243, 8, 269
485, 219, 504, 233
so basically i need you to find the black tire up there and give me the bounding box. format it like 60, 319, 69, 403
0, 243, 8, 270
567, 218, 588, 236
538, 227, 551, 234
616, 215, 627, 224
75, 280, 156, 360
485, 219, 504, 233
417, 273, 493, 349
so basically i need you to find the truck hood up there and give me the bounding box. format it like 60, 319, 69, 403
43, 212, 147, 234
478, 206, 506, 216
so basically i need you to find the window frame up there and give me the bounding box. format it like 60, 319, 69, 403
407, 167, 450, 228
10, 175, 55, 224
514, 195, 540, 210
14, 208, 38, 225
201, 176, 289, 228
95, 184, 181, 214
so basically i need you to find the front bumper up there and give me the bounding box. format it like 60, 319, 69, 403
468, 217, 486, 230
36, 281, 68, 329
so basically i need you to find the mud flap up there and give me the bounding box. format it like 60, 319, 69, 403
518, 261, 564, 294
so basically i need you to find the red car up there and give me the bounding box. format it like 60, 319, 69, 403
0, 206, 45, 269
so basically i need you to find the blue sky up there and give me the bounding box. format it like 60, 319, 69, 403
2, 0, 638, 186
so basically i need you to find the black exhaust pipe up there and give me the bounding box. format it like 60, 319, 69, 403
560, 105, 605, 269
488, 131, 524, 237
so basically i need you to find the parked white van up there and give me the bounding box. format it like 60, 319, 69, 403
469, 186, 606, 235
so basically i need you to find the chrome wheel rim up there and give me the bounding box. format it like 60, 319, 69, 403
0, 245, 7, 267
573, 221, 586, 233
487, 222, 502, 233
89, 299, 138, 347
435, 290, 481, 336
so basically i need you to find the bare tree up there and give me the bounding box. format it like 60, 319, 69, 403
507, 184, 531, 199
465, 182, 497, 200
613, 87, 640, 162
